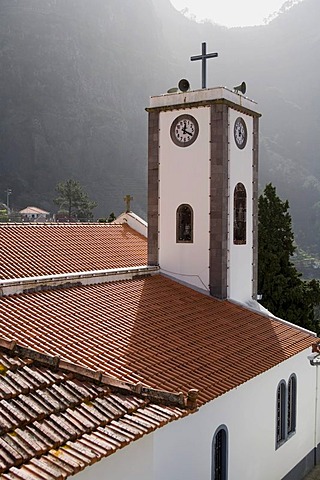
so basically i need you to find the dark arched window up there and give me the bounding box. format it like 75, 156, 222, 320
275, 375, 297, 448
212, 425, 228, 480
176, 204, 193, 243
276, 381, 286, 448
287, 374, 297, 436
233, 183, 247, 245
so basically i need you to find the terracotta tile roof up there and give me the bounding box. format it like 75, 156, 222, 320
0, 224, 147, 280
0, 275, 315, 406
0, 340, 189, 479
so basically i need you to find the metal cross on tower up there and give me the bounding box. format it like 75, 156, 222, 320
190, 42, 218, 89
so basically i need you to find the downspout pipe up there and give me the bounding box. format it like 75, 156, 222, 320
308, 352, 320, 465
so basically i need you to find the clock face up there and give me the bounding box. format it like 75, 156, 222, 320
170, 114, 199, 147
234, 117, 247, 150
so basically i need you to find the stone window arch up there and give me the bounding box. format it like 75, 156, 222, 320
176, 204, 193, 243
233, 183, 247, 245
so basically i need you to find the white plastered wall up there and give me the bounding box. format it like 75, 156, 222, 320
228, 109, 254, 303
153, 348, 316, 480
158, 107, 211, 292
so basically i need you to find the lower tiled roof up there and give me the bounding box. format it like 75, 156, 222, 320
0, 275, 315, 406
0, 223, 147, 280
0, 342, 187, 479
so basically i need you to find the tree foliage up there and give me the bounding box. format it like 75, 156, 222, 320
0, 209, 9, 222
54, 179, 97, 221
258, 183, 320, 332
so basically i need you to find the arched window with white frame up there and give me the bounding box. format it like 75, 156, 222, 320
212, 425, 228, 480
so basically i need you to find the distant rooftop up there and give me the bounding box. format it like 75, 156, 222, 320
19, 206, 50, 215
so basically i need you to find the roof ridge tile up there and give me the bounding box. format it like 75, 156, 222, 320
0, 340, 195, 410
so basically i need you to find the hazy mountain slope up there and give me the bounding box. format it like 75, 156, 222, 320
0, 0, 173, 217
0, 0, 319, 252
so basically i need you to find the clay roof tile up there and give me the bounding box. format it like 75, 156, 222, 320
0, 223, 147, 280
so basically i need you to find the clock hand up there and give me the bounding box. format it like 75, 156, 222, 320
183, 129, 193, 136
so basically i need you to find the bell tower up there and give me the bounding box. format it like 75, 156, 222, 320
147, 81, 260, 304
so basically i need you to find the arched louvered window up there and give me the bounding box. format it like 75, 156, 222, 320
275, 375, 297, 448
287, 374, 297, 436
212, 425, 228, 480
176, 204, 193, 243
276, 381, 286, 448
233, 183, 247, 245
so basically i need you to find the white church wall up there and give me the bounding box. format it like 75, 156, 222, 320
73, 433, 154, 480
153, 348, 316, 480
71, 348, 315, 480
158, 107, 211, 292
228, 109, 254, 303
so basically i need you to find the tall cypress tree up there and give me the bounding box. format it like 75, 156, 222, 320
258, 183, 320, 331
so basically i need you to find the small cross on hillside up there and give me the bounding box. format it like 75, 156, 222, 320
124, 194, 133, 213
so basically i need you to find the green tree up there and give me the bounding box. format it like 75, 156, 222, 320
54, 179, 97, 221
107, 212, 116, 223
0, 209, 9, 222
258, 183, 320, 331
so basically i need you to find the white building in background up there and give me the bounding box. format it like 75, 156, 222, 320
20, 205, 50, 221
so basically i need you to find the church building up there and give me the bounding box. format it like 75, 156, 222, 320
0, 67, 319, 480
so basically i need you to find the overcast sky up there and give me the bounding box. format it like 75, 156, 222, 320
170, 0, 303, 27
